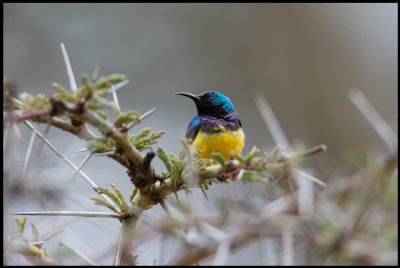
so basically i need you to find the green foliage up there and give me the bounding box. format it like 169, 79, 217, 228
211, 152, 226, 168
243, 146, 260, 164
86, 137, 115, 153
110, 184, 129, 212
30, 94, 51, 110
93, 184, 129, 214
95, 74, 126, 90
95, 187, 121, 208
114, 110, 140, 127
157, 148, 186, 183
31, 223, 39, 242
52, 83, 74, 102
131, 128, 164, 151
89, 196, 120, 214
14, 217, 27, 236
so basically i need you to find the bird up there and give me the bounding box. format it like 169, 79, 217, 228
176, 91, 245, 161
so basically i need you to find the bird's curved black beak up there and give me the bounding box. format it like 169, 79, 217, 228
176, 92, 200, 103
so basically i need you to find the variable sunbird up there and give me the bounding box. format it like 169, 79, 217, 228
176, 91, 245, 160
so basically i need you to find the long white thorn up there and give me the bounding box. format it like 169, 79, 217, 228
125, 106, 158, 131
349, 88, 397, 151
281, 225, 294, 265
293, 169, 326, 187
114, 223, 125, 266
109, 79, 130, 92
24, 120, 62, 158
92, 95, 114, 108
22, 122, 39, 179
68, 152, 93, 184
3, 120, 11, 149
23, 121, 117, 207
59, 242, 97, 266
74, 148, 91, 153
110, 84, 120, 111
91, 65, 100, 81
12, 211, 120, 218
60, 42, 78, 92
254, 92, 291, 150
36, 123, 51, 156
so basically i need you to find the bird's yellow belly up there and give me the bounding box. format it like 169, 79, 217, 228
192, 128, 245, 160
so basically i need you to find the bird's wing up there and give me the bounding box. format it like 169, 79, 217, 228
185, 116, 200, 143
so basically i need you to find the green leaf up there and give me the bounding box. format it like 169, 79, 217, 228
114, 110, 140, 127
131, 128, 164, 151
94, 87, 109, 97
110, 184, 128, 212
44, 229, 63, 241
31, 94, 51, 110
81, 73, 89, 86
95, 187, 121, 208
52, 83, 74, 102
31, 223, 39, 242
211, 152, 226, 168
244, 146, 260, 164
18, 93, 35, 106
95, 74, 126, 89
90, 196, 120, 214
15, 217, 27, 234
86, 137, 114, 153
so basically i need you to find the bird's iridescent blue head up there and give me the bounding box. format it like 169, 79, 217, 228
176, 91, 236, 117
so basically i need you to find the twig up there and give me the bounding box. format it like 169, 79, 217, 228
60, 43, 78, 92
11, 211, 121, 218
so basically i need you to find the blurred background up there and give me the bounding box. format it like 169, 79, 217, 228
3, 3, 397, 265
